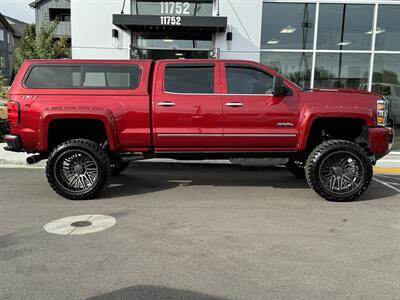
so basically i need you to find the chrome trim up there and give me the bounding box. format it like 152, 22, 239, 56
225, 102, 244, 107
157, 133, 297, 137
277, 122, 295, 127
157, 102, 176, 107
163, 91, 274, 96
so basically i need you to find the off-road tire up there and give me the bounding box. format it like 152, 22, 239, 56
286, 159, 305, 178
46, 139, 110, 200
305, 140, 373, 202
110, 157, 130, 176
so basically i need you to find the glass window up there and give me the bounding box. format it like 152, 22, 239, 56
137, 32, 212, 49
137, 1, 213, 16
226, 66, 273, 95
25, 65, 141, 89
0, 57, 5, 69
314, 53, 370, 89
0, 30, 4, 41
375, 5, 400, 51
261, 3, 316, 49
25, 66, 82, 88
165, 65, 214, 93
317, 4, 373, 50
261, 52, 312, 89
82, 65, 141, 89
373, 54, 400, 132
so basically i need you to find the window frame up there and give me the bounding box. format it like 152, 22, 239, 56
163, 63, 216, 95
23, 64, 143, 90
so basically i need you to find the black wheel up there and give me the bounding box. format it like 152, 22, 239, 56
110, 156, 130, 176
286, 159, 305, 178
46, 139, 110, 200
305, 140, 372, 202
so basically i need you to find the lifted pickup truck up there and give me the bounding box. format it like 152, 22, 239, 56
4, 59, 394, 201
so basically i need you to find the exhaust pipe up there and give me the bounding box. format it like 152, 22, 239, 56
27, 154, 46, 165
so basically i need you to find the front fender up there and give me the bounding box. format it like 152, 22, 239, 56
39, 107, 119, 152
297, 104, 374, 151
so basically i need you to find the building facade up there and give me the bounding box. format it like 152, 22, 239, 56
30, 0, 71, 39
0, 13, 14, 84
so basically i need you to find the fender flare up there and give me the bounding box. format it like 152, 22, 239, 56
38, 107, 119, 152
297, 105, 374, 151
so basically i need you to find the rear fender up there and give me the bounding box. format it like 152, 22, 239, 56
39, 107, 119, 152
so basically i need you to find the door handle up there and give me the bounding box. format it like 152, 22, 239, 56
157, 101, 176, 107
225, 102, 244, 107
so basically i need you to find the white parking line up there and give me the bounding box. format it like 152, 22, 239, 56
373, 177, 400, 193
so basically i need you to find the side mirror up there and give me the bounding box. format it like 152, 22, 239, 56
272, 76, 285, 97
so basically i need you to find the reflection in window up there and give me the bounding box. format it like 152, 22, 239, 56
165, 66, 214, 94
261, 3, 315, 49
375, 5, 400, 51
314, 53, 370, 89
261, 52, 312, 89
136, 1, 213, 16
226, 67, 273, 95
137, 32, 212, 49
317, 4, 373, 50
373, 54, 400, 130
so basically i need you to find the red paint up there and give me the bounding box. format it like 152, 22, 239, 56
8, 59, 393, 159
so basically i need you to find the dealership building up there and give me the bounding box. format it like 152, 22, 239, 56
67, 0, 399, 88
31, 0, 400, 147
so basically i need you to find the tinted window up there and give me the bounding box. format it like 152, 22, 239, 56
25, 65, 141, 89
82, 65, 140, 89
226, 66, 273, 95
165, 65, 214, 94
25, 66, 81, 88
376, 5, 400, 51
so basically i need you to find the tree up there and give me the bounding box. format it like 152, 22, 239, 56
0, 71, 8, 100
14, 20, 70, 73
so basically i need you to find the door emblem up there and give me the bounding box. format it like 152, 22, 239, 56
277, 122, 294, 127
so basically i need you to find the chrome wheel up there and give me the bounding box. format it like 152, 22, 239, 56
319, 151, 365, 195
54, 149, 99, 194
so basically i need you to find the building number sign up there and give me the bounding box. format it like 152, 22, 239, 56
160, 2, 191, 25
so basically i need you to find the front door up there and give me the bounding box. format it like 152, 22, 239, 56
153, 61, 223, 149
221, 63, 299, 149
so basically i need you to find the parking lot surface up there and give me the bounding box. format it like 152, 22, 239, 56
0, 163, 399, 300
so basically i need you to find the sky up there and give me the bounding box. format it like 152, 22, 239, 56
0, 0, 35, 23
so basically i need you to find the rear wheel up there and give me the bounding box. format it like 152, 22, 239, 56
46, 139, 110, 200
305, 140, 372, 202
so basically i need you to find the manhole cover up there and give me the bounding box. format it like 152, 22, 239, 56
43, 215, 116, 235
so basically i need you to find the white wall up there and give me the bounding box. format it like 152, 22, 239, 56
71, 0, 131, 59
216, 0, 263, 62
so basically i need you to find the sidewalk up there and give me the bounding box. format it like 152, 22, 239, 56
0, 143, 399, 173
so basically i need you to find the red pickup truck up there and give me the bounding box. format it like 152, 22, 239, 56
4, 59, 394, 201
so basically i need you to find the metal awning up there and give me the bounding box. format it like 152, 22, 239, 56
113, 14, 227, 33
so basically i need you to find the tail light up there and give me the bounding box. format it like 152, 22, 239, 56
7, 101, 20, 125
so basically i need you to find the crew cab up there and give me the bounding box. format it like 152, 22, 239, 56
4, 59, 394, 201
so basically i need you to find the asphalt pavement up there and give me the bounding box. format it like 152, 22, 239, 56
0, 163, 399, 300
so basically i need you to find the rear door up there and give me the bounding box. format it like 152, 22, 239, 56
153, 61, 223, 149
221, 63, 299, 148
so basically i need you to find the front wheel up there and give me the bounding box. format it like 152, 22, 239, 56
46, 139, 110, 200
305, 140, 373, 202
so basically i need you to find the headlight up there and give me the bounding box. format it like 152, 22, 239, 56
376, 98, 389, 127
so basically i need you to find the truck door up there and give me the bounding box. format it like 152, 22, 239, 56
153, 61, 223, 149
221, 63, 299, 148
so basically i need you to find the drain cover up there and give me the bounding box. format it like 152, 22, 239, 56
71, 221, 92, 227
43, 215, 116, 235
